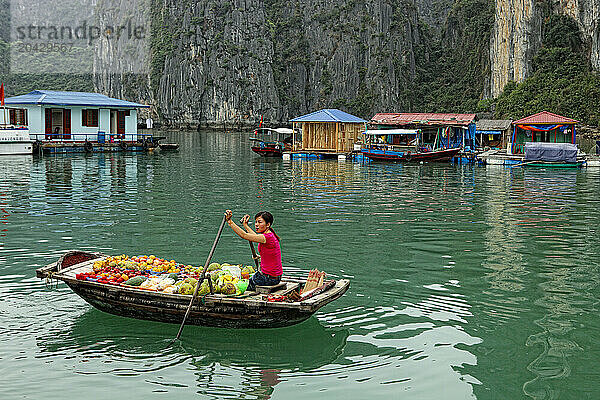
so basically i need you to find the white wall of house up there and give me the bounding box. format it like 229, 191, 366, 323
126, 109, 137, 134
99, 109, 111, 136
6, 105, 141, 141
29, 107, 44, 134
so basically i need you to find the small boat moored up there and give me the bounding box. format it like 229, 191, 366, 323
0, 126, 33, 155
361, 128, 461, 162
250, 127, 293, 157
37, 251, 349, 329
518, 142, 585, 168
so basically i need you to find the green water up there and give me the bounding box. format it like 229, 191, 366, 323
2, 131, 600, 399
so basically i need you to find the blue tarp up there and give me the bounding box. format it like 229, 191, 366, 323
290, 109, 366, 123
524, 142, 578, 162
4, 90, 150, 108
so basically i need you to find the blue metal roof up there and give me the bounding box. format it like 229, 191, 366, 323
4, 90, 150, 108
290, 109, 367, 123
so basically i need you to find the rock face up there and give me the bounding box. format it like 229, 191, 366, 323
489, 0, 542, 98
93, 0, 437, 126
91, 0, 600, 126
489, 0, 600, 98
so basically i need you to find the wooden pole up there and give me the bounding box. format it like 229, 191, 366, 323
173, 215, 227, 342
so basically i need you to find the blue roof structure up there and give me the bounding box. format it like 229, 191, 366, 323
4, 90, 150, 108
290, 109, 366, 123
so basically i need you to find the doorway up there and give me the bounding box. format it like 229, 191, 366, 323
51, 109, 63, 139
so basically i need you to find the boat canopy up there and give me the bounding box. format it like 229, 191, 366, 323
255, 128, 294, 135
524, 142, 578, 163
363, 129, 420, 136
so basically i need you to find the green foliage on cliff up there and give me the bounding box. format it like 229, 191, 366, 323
149, 0, 176, 94
406, 0, 494, 113
494, 14, 600, 126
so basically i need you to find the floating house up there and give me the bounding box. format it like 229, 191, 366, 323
2, 90, 152, 153
475, 119, 512, 149
370, 113, 477, 152
289, 109, 367, 157
509, 111, 578, 154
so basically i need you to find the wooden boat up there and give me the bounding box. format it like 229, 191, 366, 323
36, 251, 350, 329
362, 146, 461, 162
521, 160, 585, 168
0, 126, 33, 155
250, 128, 293, 157
158, 143, 180, 150
361, 128, 462, 162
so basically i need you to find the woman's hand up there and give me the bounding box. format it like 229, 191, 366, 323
224, 210, 233, 221
241, 214, 250, 226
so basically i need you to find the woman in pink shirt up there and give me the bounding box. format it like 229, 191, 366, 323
224, 210, 282, 291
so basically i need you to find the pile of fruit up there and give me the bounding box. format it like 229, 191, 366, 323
75, 255, 255, 296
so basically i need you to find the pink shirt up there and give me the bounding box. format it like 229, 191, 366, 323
258, 231, 282, 276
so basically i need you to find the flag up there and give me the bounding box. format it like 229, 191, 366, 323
259, 115, 263, 128
0, 83, 4, 107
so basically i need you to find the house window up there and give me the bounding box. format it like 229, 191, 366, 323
9, 109, 28, 126
82, 109, 99, 127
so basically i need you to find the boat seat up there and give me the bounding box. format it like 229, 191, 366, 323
255, 282, 287, 294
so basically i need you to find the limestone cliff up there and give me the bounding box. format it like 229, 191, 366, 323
92, 0, 440, 126
88, 0, 600, 126
490, 0, 600, 98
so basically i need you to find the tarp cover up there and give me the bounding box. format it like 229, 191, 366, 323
524, 142, 577, 162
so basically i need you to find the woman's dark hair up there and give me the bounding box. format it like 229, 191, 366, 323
255, 211, 280, 242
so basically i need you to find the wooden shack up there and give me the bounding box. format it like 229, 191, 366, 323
475, 119, 512, 149
510, 111, 578, 154
290, 109, 367, 153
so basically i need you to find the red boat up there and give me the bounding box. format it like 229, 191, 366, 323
361, 147, 461, 162
360, 128, 462, 162
250, 128, 293, 157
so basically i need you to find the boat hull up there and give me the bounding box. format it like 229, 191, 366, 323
37, 251, 350, 329
523, 161, 585, 168
362, 147, 461, 162
67, 280, 315, 328
0, 127, 33, 155
0, 141, 34, 155
251, 145, 283, 157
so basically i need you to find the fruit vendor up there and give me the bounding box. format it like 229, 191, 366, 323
224, 210, 282, 291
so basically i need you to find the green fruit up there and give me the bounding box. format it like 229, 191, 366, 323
207, 262, 221, 272
123, 276, 147, 286
198, 281, 210, 295
178, 282, 193, 295
184, 278, 198, 287
222, 282, 236, 295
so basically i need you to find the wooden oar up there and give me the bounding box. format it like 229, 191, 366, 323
173, 215, 227, 342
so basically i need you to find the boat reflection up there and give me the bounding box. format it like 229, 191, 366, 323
37, 309, 348, 398
38, 309, 347, 368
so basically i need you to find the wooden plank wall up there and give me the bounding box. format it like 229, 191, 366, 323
301, 122, 364, 152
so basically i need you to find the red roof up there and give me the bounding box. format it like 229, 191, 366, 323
371, 113, 476, 127
513, 111, 578, 125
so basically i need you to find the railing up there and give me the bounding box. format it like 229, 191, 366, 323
30, 133, 153, 142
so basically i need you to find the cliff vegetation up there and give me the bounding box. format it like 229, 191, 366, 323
1, 0, 600, 128
494, 13, 600, 127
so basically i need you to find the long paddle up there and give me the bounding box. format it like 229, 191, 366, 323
173, 215, 227, 342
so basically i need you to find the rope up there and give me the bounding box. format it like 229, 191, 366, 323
44, 271, 59, 290
199, 294, 209, 305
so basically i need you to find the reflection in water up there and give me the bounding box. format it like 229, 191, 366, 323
4, 133, 600, 399
0, 155, 32, 242
36, 309, 349, 399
